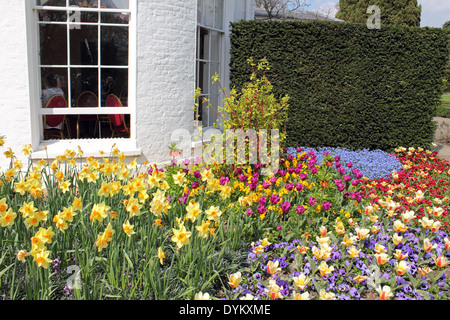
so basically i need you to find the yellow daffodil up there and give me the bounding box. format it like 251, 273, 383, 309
98, 181, 112, 197
195, 220, 211, 239
185, 201, 202, 222
205, 205, 222, 222
17, 250, 28, 263
32, 248, 52, 269
171, 223, 191, 249
89, 202, 110, 223
122, 220, 135, 237
126, 197, 143, 218
0, 208, 16, 228
157, 247, 165, 265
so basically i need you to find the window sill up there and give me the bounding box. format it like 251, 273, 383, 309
31, 138, 142, 160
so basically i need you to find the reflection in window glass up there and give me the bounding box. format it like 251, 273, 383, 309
70, 25, 98, 65
101, 68, 128, 107
69, 0, 99, 7
70, 68, 98, 108
101, 12, 129, 24
40, 24, 68, 65
37, 0, 66, 6
101, 0, 129, 9
101, 26, 129, 66
38, 10, 67, 22
40, 68, 68, 107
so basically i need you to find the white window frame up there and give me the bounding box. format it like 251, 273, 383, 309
26, 0, 140, 158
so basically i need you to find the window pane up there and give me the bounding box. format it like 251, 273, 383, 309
101, 12, 129, 24
70, 25, 98, 65
37, 0, 66, 6
40, 24, 68, 65
210, 30, 221, 62
214, 0, 224, 29
70, 68, 98, 108
40, 68, 68, 107
38, 10, 67, 22
101, 26, 128, 66
199, 28, 209, 60
202, 0, 215, 28
101, 68, 128, 107
198, 62, 209, 94
101, 0, 129, 9
69, 0, 99, 7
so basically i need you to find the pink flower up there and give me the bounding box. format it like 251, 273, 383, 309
295, 183, 305, 191
257, 204, 267, 215
270, 194, 281, 205
262, 181, 271, 189
308, 196, 317, 206
258, 196, 267, 205
281, 201, 291, 213
322, 201, 331, 211
296, 206, 306, 214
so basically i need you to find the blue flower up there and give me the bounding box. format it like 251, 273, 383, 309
349, 287, 360, 299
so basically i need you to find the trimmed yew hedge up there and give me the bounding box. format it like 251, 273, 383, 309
229, 20, 449, 152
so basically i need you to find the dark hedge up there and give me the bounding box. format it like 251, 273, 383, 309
229, 20, 449, 152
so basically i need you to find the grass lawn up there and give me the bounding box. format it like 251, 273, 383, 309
436, 94, 450, 118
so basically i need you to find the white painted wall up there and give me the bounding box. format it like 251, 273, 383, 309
0, 1, 32, 169
0, 0, 255, 169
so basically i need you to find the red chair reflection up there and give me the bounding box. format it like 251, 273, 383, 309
76, 91, 99, 139
105, 94, 130, 138
44, 95, 70, 140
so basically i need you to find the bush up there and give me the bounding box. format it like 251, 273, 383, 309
230, 20, 449, 152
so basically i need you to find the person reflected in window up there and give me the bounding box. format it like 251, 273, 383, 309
101, 76, 114, 106
42, 74, 64, 107
42, 74, 65, 130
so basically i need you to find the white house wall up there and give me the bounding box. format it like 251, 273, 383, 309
0, 1, 33, 169
135, 0, 197, 165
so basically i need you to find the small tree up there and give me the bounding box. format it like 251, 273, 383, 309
194, 58, 289, 170
256, 0, 311, 20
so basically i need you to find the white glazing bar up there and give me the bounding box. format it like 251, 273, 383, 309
40, 64, 128, 68
98, 9, 102, 108
196, 23, 224, 33
40, 107, 131, 115
66, 8, 72, 108
34, 6, 131, 13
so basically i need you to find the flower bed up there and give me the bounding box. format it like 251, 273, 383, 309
286, 147, 403, 180
1, 141, 450, 300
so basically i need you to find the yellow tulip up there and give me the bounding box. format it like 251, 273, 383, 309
227, 272, 242, 288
